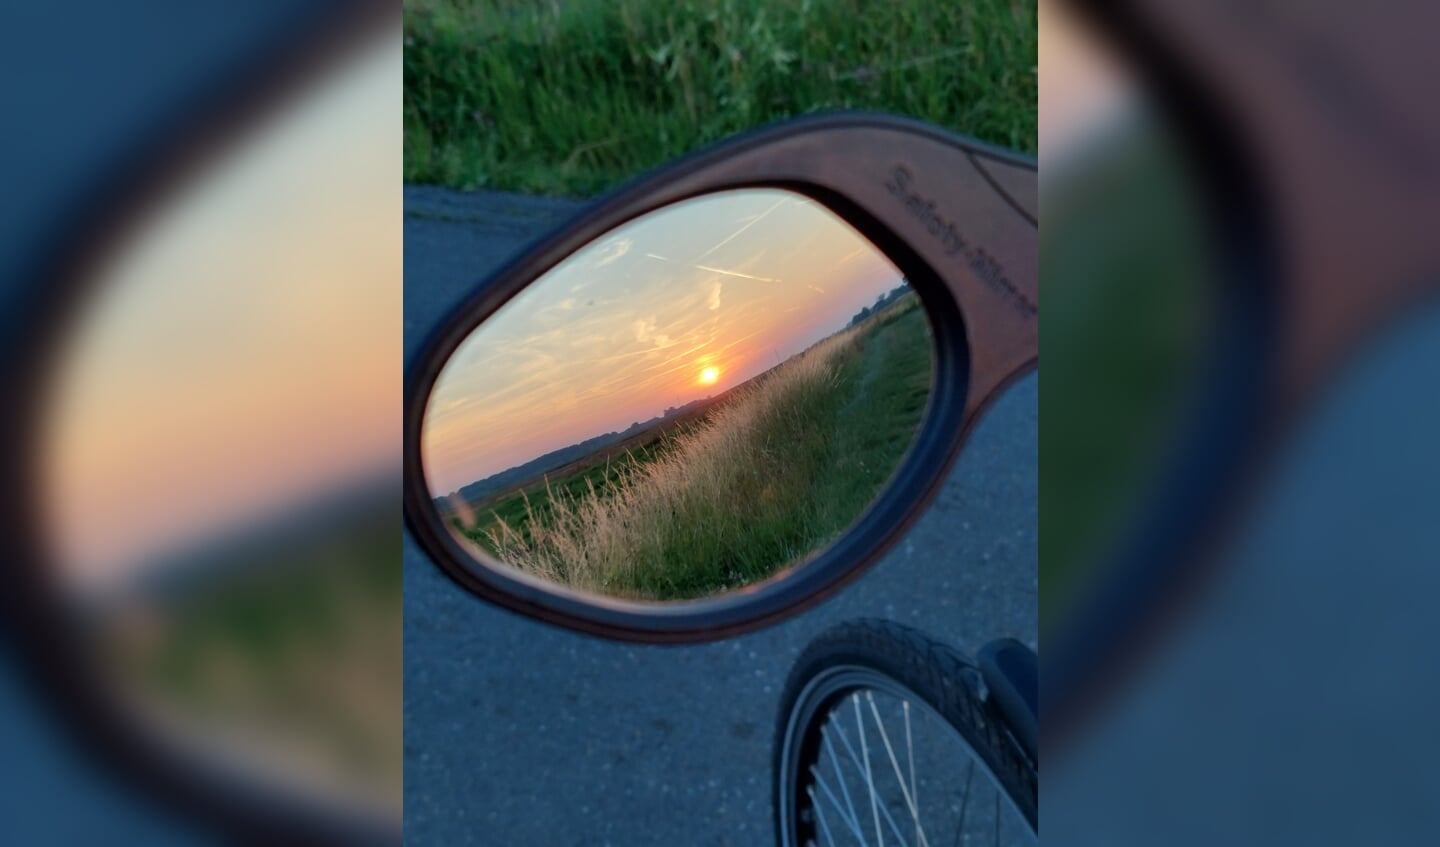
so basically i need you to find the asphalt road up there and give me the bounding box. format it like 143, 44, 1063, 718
403, 186, 1037, 846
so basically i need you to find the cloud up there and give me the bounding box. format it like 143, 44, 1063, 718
592, 236, 632, 267
832, 246, 868, 269
634, 316, 656, 342
633, 315, 679, 349
636, 316, 677, 345
707, 279, 723, 311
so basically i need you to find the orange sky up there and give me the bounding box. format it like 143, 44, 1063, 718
423, 189, 906, 495
41, 36, 399, 591
1039, 0, 1138, 167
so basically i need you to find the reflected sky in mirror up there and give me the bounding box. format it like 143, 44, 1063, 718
424, 189, 905, 495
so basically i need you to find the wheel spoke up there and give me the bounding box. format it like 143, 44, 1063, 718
905, 702, 919, 847
865, 692, 930, 847
826, 718, 882, 845
870, 777, 917, 847
810, 766, 865, 843
823, 729, 861, 837
853, 693, 886, 846
951, 760, 975, 847
788, 677, 1034, 847
807, 784, 841, 847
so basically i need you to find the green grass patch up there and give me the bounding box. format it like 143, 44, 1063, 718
404, 0, 1036, 195
468, 293, 933, 598
459, 432, 678, 546
1039, 126, 1209, 625
810, 299, 934, 530
107, 514, 402, 800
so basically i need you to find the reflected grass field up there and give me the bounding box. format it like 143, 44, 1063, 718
101, 509, 402, 815
456, 423, 692, 549
1040, 125, 1209, 626
462, 294, 933, 599
403, 0, 1037, 195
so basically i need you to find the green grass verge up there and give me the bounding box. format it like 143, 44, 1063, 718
110, 516, 402, 798
458, 430, 684, 546
1039, 126, 1208, 625
404, 0, 1036, 195
467, 294, 933, 599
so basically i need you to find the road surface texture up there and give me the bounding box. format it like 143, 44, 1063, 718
403, 186, 1038, 846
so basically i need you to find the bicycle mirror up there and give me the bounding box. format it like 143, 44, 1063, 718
404, 115, 1036, 643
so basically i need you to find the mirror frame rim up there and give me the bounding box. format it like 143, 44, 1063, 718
404, 113, 1038, 643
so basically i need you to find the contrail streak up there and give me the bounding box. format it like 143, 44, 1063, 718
693, 198, 787, 261
693, 264, 781, 283
646, 250, 781, 282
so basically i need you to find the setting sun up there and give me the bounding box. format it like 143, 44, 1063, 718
422, 188, 911, 495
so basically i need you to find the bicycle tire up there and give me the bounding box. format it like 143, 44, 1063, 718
774, 619, 1037, 845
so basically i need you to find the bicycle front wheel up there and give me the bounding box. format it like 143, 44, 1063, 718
774, 619, 1037, 846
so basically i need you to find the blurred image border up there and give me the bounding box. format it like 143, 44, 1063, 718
0, 3, 398, 843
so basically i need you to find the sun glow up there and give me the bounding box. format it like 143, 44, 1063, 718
699, 366, 720, 385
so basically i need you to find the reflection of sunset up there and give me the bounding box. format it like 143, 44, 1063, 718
1039, 1, 1135, 167
423, 189, 905, 496
42, 39, 400, 588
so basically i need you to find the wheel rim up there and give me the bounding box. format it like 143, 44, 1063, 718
779, 666, 1036, 846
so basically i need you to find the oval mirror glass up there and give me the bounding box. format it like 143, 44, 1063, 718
421, 188, 935, 601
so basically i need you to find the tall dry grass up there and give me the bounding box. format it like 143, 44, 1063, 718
483, 326, 866, 598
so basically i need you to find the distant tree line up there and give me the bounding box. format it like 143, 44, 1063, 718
848, 280, 911, 327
